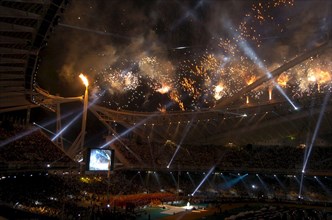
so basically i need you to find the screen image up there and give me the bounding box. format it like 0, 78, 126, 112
87, 149, 114, 171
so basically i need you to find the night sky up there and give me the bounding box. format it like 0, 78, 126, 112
37, 0, 331, 112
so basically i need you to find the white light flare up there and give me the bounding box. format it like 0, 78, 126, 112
191, 166, 215, 196
302, 92, 331, 173
51, 91, 103, 141
156, 84, 171, 94
166, 119, 195, 168
79, 73, 89, 87
214, 84, 224, 100
223, 19, 298, 110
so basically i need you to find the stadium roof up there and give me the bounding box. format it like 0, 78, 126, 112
0, 0, 66, 113
1, 0, 331, 148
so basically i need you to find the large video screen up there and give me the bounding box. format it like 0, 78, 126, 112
87, 149, 114, 171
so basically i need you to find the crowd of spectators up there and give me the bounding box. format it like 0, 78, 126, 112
0, 171, 176, 219
222, 205, 330, 220
113, 139, 332, 173
0, 170, 331, 219
0, 120, 331, 219
0, 121, 75, 172
1, 119, 331, 173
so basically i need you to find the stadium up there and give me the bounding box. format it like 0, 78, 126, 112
0, 0, 331, 219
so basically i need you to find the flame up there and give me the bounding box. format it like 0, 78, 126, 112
307, 69, 331, 93
246, 75, 256, 85
307, 68, 332, 83
316, 69, 331, 84
307, 73, 316, 82
268, 87, 272, 100
181, 77, 197, 97
156, 84, 171, 94
170, 91, 184, 111
79, 73, 89, 87
277, 73, 289, 87
214, 84, 224, 100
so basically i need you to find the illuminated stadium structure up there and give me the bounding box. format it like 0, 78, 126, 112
29, 39, 332, 162
0, 0, 332, 219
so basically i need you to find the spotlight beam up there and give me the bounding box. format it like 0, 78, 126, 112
274, 175, 286, 190
214, 25, 330, 109
33, 122, 71, 144
0, 127, 39, 148
315, 177, 331, 196
298, 173, 305, 198
128, 173, 139, 184
51, 92, 103, 142
137, 173, 145, 189
98, 113, 157, 149
33, 122, 55, 135
257, 175, 269, 193
191, 166, 215, 196
166, 144, 181, 169
51, 110, 82, 141
170, 0, 205, 30
302, 92, 331, 172
220, 174, 248, 190
112, 134, 146, 166
240, 177, 252, 196
166, 119, 195, 168
59, 23, 138, 40
170, 172, 178, 188
0, 109, 75, 148
188, 174, 196, 188
153, 172, 162, 190
95, 100, 178, 149
219, 174, 228, 184
294, 176, 301, 185
231, 27, 298, 110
